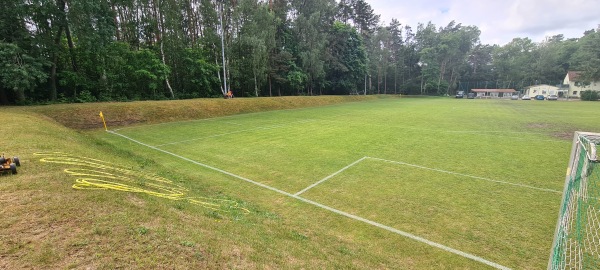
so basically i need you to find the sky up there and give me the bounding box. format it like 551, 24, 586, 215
368, 0, 600, 45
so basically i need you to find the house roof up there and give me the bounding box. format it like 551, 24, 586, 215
471, 89, 517, 93
567, 71, 582, 81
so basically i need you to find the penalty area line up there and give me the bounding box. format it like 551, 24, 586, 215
294, 156, 367, 196
367, 157, 561, 194
107, 130, 511, 270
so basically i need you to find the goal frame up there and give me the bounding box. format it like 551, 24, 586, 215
548, 131, 600, 269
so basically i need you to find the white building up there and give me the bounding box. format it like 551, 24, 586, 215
563, 71, 600, 98
523, 84, 560, 98
471, 89, 517, 98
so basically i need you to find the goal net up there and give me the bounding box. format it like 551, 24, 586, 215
549, 132, 600, 270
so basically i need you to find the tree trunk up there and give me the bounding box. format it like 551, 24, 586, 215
437, 60, 447, 93
50, 25, 64, 101
111, 1, 121, 41
384, 71, 387, 94
160, 40, 175, 98
0, 88, 8, 105
154, 0, 174, 98
254, 68, 258, 97
394, 65, 397, 94
364, 74, 367, 95
446, 68, 456, 95
215, 53, 224, 95
268, 74, 272, 97
58, 0, 78, 97
377, 67, 381, 94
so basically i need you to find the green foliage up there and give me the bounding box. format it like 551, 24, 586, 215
574, 31, 600, 82
325, 21, 367, 94
287, 70, 308, 94
229, 0, 276, 97
179, 48, 220, 98
76, 90, 97, 103
93, 42, 170, 101
0, 42, 49, 104
136, 226, 149, 235
3, 0, 599, 103
580, 90, 599, 101
130, 49, 171, 99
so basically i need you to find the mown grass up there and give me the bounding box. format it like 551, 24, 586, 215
103, 97, 599, 269
2, 96, 598, 269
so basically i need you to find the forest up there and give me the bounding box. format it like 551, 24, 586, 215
1, 0, 599, 104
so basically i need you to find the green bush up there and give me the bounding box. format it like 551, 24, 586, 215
76, 90, 97, 103
580, 90, 599, 101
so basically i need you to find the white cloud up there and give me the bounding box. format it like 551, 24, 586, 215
368, 0, 600, 45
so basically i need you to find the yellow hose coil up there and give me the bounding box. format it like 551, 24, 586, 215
34, 152, 250, 214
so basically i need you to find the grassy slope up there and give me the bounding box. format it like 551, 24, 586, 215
31, 95, 377, 130
4, 96, 478, 269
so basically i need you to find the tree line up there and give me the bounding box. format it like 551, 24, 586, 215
1, 0, 599, 104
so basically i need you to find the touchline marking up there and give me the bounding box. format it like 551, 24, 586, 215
295, 157, 367, 196
367, 157, 562, 194
108, 130, 511, 270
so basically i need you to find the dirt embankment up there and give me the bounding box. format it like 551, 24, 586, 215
30, 95, 378, 130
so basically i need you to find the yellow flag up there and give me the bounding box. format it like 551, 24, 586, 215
99, 111, 107, 131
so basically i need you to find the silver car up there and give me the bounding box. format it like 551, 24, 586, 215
547, 95, 558, 100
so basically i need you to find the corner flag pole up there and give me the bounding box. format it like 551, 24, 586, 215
99, 111, 107, 131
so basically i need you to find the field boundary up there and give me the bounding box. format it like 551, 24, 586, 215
108, 130, 511, 270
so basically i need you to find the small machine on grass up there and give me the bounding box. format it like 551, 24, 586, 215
0, 154, 20, 174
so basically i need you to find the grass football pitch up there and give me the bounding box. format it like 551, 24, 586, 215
101, 97, 599, 269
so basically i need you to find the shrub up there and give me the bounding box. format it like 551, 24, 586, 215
580, 90, 599, 101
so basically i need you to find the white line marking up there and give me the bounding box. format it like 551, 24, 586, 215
367, 157, 561, 194
311, 119, 565, 142
295, 157, 367, 196
108, 130, 511, 270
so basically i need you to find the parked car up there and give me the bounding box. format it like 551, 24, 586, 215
511, 95, 519, 100
455, 91, 464, 98
547, 95, 558, 100
521, 95, 531, 100
534, 95, 545, 100
467, 93, 475, 99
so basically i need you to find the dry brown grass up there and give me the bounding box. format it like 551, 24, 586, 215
32, 96, 376, 130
